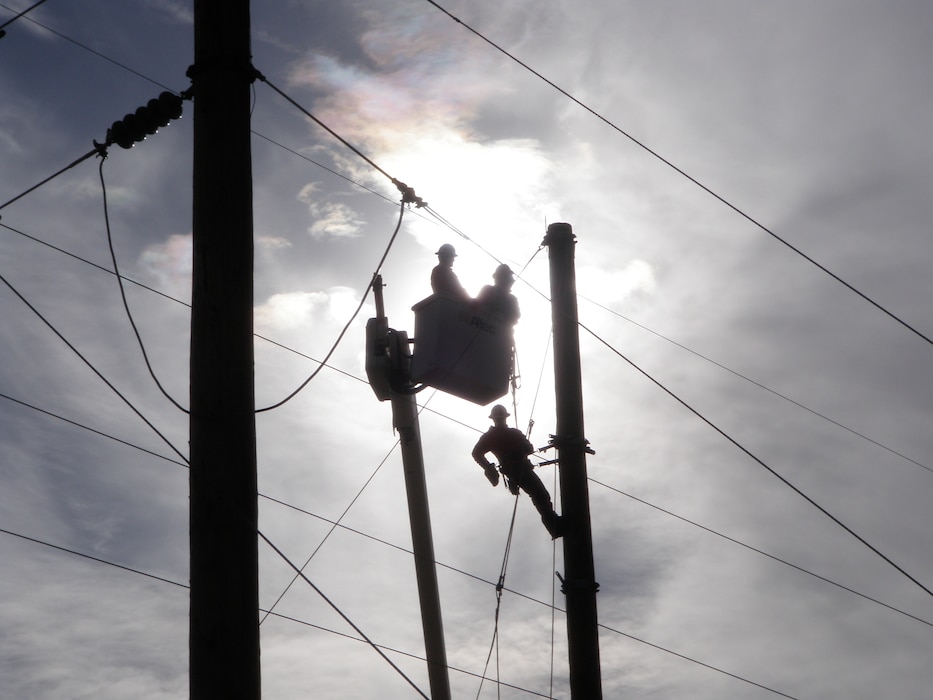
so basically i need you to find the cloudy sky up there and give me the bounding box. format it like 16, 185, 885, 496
2, 0, 932, 698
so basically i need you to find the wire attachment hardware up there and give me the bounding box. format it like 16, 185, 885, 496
392, 178, 427, 208
541, 434, 596, 456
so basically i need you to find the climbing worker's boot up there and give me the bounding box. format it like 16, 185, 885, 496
543, 512, 565, 539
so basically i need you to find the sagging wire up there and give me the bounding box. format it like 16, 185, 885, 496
98, 157, 189, 414
255, 197, 410, 413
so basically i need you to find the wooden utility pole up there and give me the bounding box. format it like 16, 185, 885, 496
189, 1, 260, 698
367, 277, 451, 700
544, 222, 602, 698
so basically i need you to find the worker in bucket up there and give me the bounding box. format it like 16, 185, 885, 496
472, 404, 564, 539
430, 243, 470, 301
476, 263, 520, 325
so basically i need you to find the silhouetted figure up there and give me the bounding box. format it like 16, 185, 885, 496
472, 404, 564, 538
431, 243, 470, 300
477, 263, 520, 324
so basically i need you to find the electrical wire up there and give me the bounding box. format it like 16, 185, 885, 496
597, 621, 799, 699
0, 146, 103, 213
255, 197, 407, 412
422, 0, 933, 349
588, 477, 933, 629
0, 271, 189, 465
0, 523, 555, 697
9, 211, 926, 481
578, 292, 933, 476
0, 2, 176, 92
258, 529, 431, 700
257, 432, 401, 624
97, 157, 189, 414
0, 391, 188, 469
9, 380, 925, 632
0, 525, 187, 589
580, 320, 933, 598
255, 70, 427, 208
0, 0, 49, 33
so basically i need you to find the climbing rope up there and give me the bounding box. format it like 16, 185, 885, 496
474, 492, 520, 700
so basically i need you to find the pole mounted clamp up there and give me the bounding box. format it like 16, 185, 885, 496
542, 434, 596, 456
555, 571, 600, 595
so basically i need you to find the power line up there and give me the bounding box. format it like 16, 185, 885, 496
10, 187, 926, 619
0, 391, 187, 468
589, 477, 933, 629
0, 270, 189, 465
0, 521, 551, 697
422, 0, 933, 349
258, 529, 432, 700
0, 0, 49, 34
97, 157, 189, 413
0, 146, 103, 213
5, 509, 798, 699
10, 379, 923, 633
0, 2, 176, 91
597, 621, 799, 699
578, 293, 933, 476
255, 198, 407, 412
0, 525, 187, 589
580, 320, 933, 598
255, 70, 428, 208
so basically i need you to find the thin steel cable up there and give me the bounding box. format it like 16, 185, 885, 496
0, 391, 188, 469
475, 493, 520, 700
581, 320, 933, 598
258, 529, 431, 700
13, 379, 924, 631
0, 271, 189, 464
423, 0, 933, 349
588, 477, 933, 629
256, 72, 394, 183
258, 437, 400, 624
0, 147, 102, 213
1, 523, 552, 697
0, 526, 187, 589
259, 387, 441, 623
98, 157, 189, 413
579, 293, 933, 476
597, 621, 800, 699
0, 0, 49, 32
0, 2, 175, 91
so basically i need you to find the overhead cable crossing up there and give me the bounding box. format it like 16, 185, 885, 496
0, 0, 49, 38
0, 272, 188, 464
8, 386, 925, 631
0, 518, 801, 698
580, 320, 933, 598
423, 0, 933, 349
